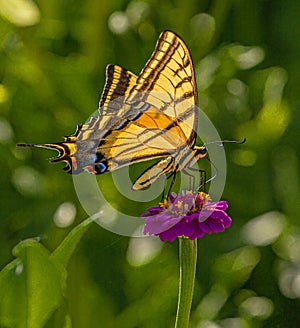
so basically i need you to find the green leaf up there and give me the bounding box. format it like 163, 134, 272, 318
51, 216, 95, 267
0, 217, 95, 327
0, 239, 65, 328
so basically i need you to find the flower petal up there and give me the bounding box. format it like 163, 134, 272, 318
140, 206, 163, 217
143, 213, 183, 235
198, 210, 213, 222
140, 190, 232, 241
184, 212, 200, 223
207, 219, 225, 233
176, 221, 196, 239
159, 227, 178, 242
210, 210, 232, 227
198, 221, 213, 233
207, 201, 228, 211
191, 222, 205, 239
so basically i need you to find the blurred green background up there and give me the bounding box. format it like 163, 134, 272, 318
1, 0, 300, 327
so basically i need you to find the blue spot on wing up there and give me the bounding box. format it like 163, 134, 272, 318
95, 163, 107, 173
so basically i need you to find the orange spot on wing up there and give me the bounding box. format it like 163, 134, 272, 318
83, 165, 97, 174
71, 157, 78, 171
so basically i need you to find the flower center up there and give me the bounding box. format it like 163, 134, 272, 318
158, 191, 211, 216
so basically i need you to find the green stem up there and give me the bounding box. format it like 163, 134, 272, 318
175, 238, 197, 328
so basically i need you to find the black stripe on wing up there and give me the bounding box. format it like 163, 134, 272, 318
99, 65, 137, 116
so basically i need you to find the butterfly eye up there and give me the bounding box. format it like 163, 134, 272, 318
199, 147, 207, 155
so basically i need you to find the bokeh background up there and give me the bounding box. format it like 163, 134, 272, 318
1, 0, 300, 327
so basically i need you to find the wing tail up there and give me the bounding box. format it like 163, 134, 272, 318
17, 142, 76, 172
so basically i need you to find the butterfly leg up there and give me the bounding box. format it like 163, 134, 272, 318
160, 178, 168, 201
187, 167, 207, 192
199, 170, 207, 192
182, 169, 195, 191
165, 171, 177, 200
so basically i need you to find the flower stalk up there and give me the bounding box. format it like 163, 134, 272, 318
141, 190, 232, 327
175, 237, 197, 328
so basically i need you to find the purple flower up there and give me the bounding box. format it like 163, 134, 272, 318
141, 191, 232, 242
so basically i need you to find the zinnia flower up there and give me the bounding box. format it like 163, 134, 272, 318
141, 190, 232, 242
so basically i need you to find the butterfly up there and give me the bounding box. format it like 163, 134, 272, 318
17, 30, 207, 191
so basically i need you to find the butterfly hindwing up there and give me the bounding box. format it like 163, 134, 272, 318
132, 156, 175, 190
97, 108, 188, 170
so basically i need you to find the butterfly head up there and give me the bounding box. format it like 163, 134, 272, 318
193, 145, 207, 160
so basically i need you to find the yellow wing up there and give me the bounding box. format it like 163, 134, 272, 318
17, 30, 199, 188
128, 30, 198, 145
99, 64, 137, 117
98, 30, 198, 143
98, 108, 190, 170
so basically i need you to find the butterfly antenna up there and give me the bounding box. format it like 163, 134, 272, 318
204, 137, 246, 147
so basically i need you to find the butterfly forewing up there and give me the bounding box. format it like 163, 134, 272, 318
129, 31, 198, 145
99, 65, 137, 116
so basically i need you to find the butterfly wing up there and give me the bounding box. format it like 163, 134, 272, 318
100, 30, 199, 188
96, 107, 190, 170
93, 30, 198, 171
17, 31, 198, 187
17, 65, 139, 173
132, 156, 175, 190
129, 30, 198, 146
98, 31, 198, 144
99, 64, 137, 117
